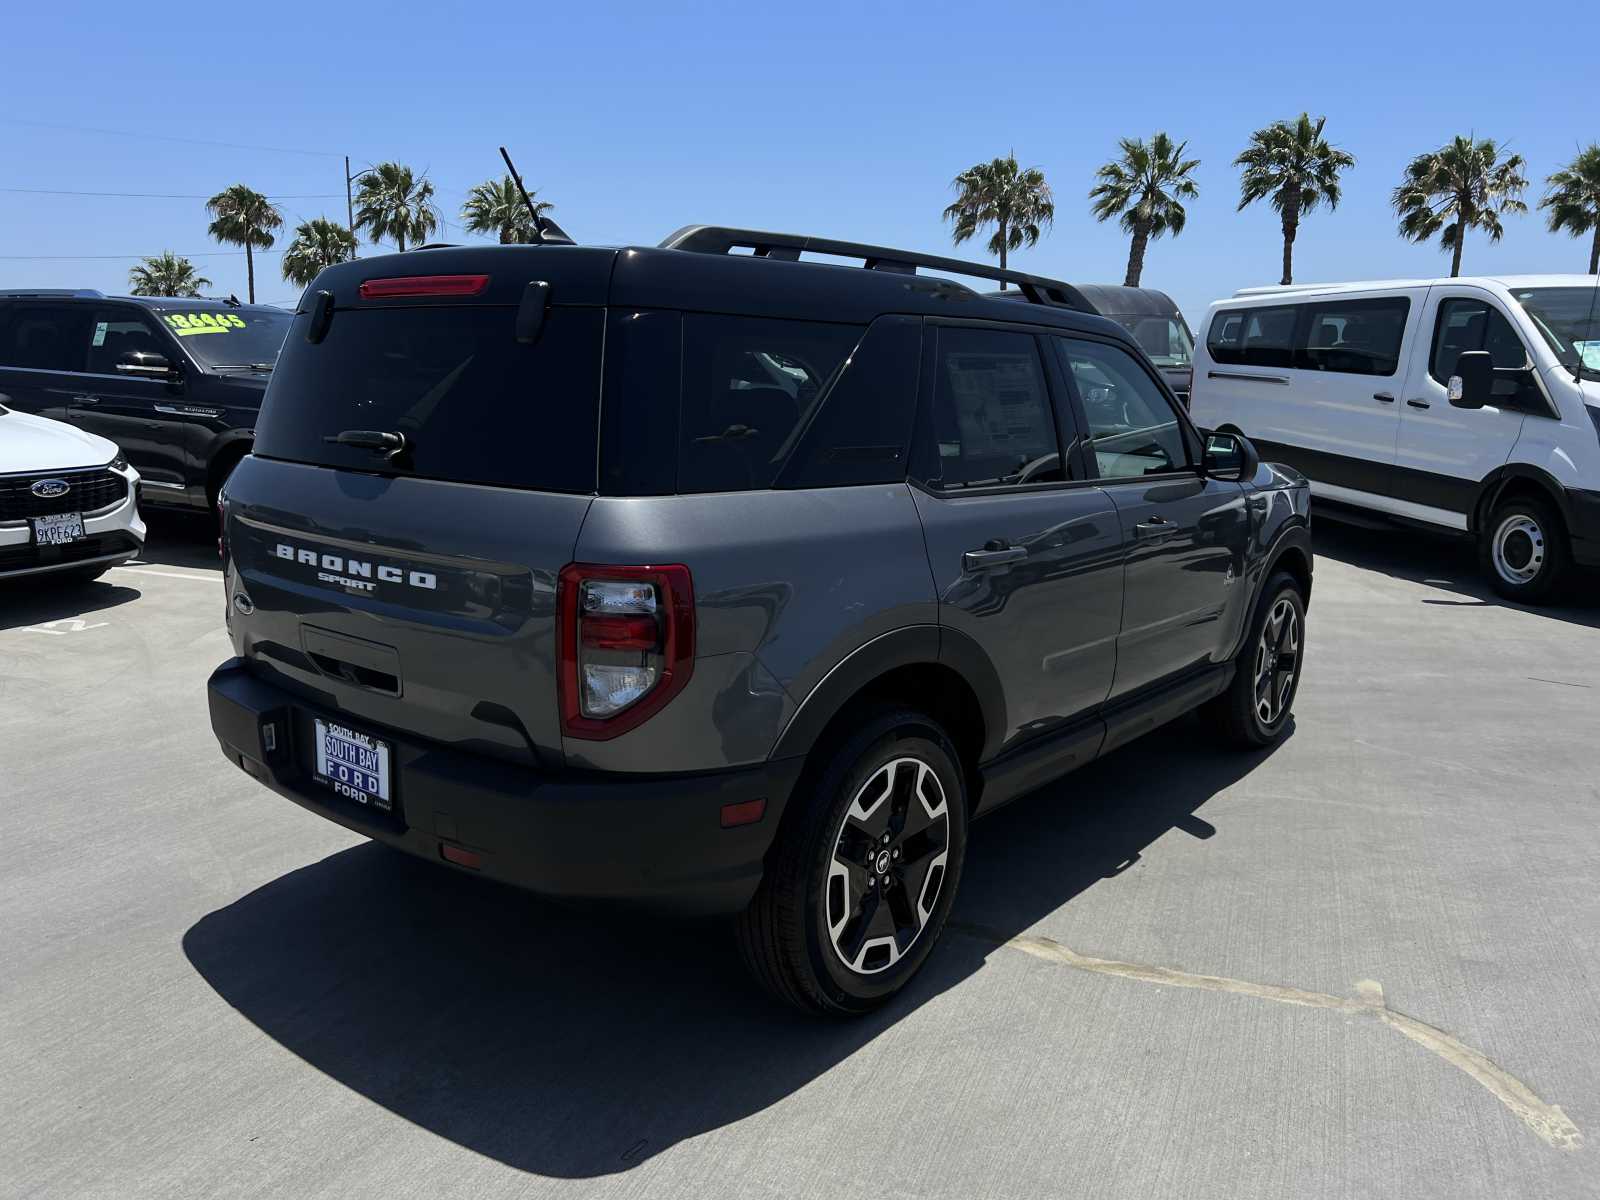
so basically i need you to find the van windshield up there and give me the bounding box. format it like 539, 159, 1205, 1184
156, 306, 294, 371
1106, 314, 1193, 368
1512, 287, 1600, 380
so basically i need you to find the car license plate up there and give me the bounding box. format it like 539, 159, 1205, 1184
313, 719, 392, 811
33, 512, 84, 546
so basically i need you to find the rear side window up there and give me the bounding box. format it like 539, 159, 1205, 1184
923, 327, 1062, 490
1297, 297, 1409, 376
1207, 305, 1298, 368
776, 315, 921, 489
0, 305, 91, 371
254, 305, 602, 492
677, 315, 860, 493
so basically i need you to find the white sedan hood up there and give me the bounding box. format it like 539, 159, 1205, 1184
0, 408, 118, 475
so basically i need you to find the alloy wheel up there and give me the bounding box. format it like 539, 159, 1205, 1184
824, 757, 950, 975
1253, 596, 1299, 728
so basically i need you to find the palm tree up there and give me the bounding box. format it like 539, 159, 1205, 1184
943, 154, 1054, 287
1088, 133, 1201, 288
281, 217, 359, 287
205, 184, 282, 304
128, 252, 211, 297
461, 175, 553, 243
354, 162, 439, 252
1392, 136, 1529, 277
1540, 145, 1600, 273
1234, 114, 1355, 285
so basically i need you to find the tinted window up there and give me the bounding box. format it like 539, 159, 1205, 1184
777, 316, 921, 489
1429, 298, 1541, 408
0, 305, 91, 371
1109, 314, 1193, 368
1058, 338, 1190, 478
85, 309, 167, 375
254, 305, 602, 492
678, 315, 860, 493
1207, 305, 1297, 368
924, 328, 1060, 490
1297, 297, 1409, 376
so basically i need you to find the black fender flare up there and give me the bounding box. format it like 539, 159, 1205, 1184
768, 625, 1008, 765
204, 431, 255, 498
1470, 464, 1572, 536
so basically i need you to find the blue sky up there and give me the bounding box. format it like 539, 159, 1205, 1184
3, 0, 1594, 323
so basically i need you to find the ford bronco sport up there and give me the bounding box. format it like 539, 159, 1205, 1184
208, 226, 1312, 1015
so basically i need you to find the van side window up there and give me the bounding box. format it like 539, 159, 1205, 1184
1429, 299, 1530, 380
923, 327, 1061, 490
0, 305, 91, 372
1296, 297, 1409, 376
1207, 305, 1297, 368
1058, 338, 1190, 478
678, 315, 860, 493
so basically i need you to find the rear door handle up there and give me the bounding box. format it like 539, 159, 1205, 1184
1135, 517, 1179, 540
1374, 392, 1396, 403
72, 394, 99, 405
963, 546, 1028, 571
1407, 398, 1431, 409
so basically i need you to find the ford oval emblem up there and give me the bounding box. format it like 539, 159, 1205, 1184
31, 478, 70, 499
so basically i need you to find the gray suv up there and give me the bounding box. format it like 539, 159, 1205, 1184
207, 226, 1312, 1015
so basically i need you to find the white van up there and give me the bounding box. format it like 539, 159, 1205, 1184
1189, 276, 1600, 601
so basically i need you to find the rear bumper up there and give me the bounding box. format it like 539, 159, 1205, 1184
207, 659, 800, 914
1566, 487, 1600, 567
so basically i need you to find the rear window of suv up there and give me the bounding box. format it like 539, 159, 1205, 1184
254, 305, 603, 493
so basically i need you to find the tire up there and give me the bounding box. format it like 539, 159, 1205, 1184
736, 707, 968, 1017
1480, 495, 1569, 604
1204, 570, 1305, 749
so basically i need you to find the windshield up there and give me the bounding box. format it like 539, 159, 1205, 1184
1108, 314, 1194, 368
1511, 287, 1600, 380
157, 307, 294, 371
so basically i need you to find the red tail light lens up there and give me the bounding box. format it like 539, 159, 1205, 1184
558, 563, 694, 740
358, 274, 490, 299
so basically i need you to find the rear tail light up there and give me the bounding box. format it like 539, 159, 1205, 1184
558, 563, 694, 739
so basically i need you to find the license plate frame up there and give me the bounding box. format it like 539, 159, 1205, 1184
33, 512, 85, 546
312, 718, 393, 812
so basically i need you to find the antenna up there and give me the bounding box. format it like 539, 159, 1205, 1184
499, 146, 547, 245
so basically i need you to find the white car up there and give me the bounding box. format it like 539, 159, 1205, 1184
1189, 275, 1600, 602
1, 398, 145, 583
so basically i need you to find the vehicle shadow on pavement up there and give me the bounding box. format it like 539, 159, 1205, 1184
1311, 514, 1600, 628
0, 577, 143, 632
182, 718, 1282, 1179
135, 511, 223, 572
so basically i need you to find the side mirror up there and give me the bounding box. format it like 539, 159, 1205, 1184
1448, 350, 1493, 409
1203, 430, 1260, 482
115, 350, 175, 379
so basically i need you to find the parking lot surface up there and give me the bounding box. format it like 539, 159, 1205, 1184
3, 514, 1598, 1200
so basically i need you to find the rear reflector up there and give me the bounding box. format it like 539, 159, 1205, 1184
719, 798, 767, 829
440, 843, 482, 869
360, 274, 490, 299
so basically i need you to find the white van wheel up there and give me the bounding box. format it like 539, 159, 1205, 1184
1481, 496, 1568, 603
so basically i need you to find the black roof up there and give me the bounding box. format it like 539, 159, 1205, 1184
0, 288, 288, 313
1071, 284, 1184, 319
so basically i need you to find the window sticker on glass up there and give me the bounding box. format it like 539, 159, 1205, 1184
92, 322, 108, 347
164, 312, 247, 336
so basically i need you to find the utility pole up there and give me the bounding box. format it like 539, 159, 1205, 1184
345, 156, 356, 238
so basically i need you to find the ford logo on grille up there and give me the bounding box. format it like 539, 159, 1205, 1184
30, 478, 70, 499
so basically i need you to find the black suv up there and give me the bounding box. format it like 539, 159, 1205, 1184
209, 227, 1312, 1015
0, 289, 293, 510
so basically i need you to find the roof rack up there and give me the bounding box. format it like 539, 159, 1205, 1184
659, 226, 1089, 311
0, 288, 104, 299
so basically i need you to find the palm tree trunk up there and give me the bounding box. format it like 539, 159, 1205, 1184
245, 243, 255, 304
1279, 191, 1300, 286
997, 218, 1009, 290
1124, 224, 1148, 288
397, 232, 406, 253
1450, 234, 1464, 278
1590, 224, 1599, 275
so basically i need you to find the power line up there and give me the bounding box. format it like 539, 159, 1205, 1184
0, 117, 343, 159
0, 250, 290, 260
0, 187, 344, 200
